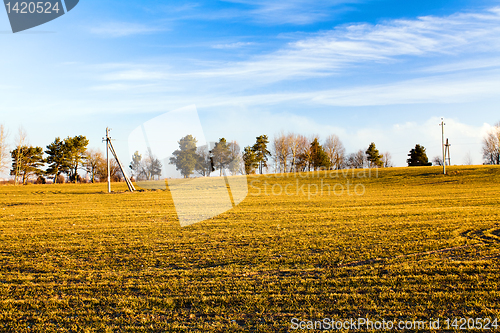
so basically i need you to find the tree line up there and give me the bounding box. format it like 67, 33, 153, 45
143, 135, 242, 179
0, 128, 127, 185
164, 133, 393, 178
157, 122, 500, 179
0, 121, 499, 184
129, 150, 163, 181
269, 133, 394, 173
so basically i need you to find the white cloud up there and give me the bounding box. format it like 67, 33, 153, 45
221, 0, 361, 25
83, 65, 500, 110
309, 71, 500, 106
89, 83, 159, 92
180, 70, 500, 108
141, 7, 500, 85
293, 116, 486, 167
6, 6, 496, 159
101, 69, 168, 81
421, 58, 500, 74
212, 42, 255, 49
6, 3, 500, 178
88, 7, 500, 105
389, 117, 486, 166
202, 110, 487, 167
89, 22, 164, 37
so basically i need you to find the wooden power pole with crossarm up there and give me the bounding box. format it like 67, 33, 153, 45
103, 128, 135, 193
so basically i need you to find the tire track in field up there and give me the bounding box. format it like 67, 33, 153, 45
235, 229, 500, 277
238, 242, 494, 278
339, 226, 500, 268
461, 226, 500, 244
337, 243, 486, 268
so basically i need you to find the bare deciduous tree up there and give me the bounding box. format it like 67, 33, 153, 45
13, 127, 28, 185
463, 152, 473, 165
346, 150, 366, 169
482, 122, 500, 165
85, 148, 104, 183
324, 134, 345, 170
0, 124, 9, 173
195, 145, 212, 177
96, 157, 122, 182
382, 151, 394, 168
228, 140, 242, 176
288, 133, 301, 173
143, 149, 163, 180
432, 156, 443, 166
272, 132, 290, 173
295, 134, 311, 172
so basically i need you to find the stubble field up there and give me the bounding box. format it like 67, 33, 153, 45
0, 166, 499, 332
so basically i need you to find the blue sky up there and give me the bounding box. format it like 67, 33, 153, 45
1, 0, 500, 176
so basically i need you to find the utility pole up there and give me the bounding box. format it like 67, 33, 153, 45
104, 127, 111, 193
108, 138, 136, 192
103, 127, 135, 193
445, 138, 451, 166
439, 118, 446, 175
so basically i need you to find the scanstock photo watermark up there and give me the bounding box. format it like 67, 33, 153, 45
249, 167, 378, 200
128, 105, 249, 228
127, 105, 378, 227
3, 0, 79, 33
290, 317, 499, 331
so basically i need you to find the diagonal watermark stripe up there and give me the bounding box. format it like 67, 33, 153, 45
128, 105, 249, 227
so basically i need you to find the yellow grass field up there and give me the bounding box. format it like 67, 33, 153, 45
0, 166, 499, 332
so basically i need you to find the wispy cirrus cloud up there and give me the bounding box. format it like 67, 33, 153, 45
98, 7, 500, 86
88, 67, 500, 108
88, 7, 500, 107
421, 58, 500, 74
101, 69, 169, 81
89, 22, 165, 37
182, 7, 500, 83
156, 0, 363, 25
212, 42, 256, 49
188, 70, 500, 108
221, 0, 363, 25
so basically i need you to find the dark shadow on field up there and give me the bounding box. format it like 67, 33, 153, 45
1, 202, 39, 207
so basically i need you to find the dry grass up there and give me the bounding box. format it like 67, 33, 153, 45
0, 165, 499, 332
